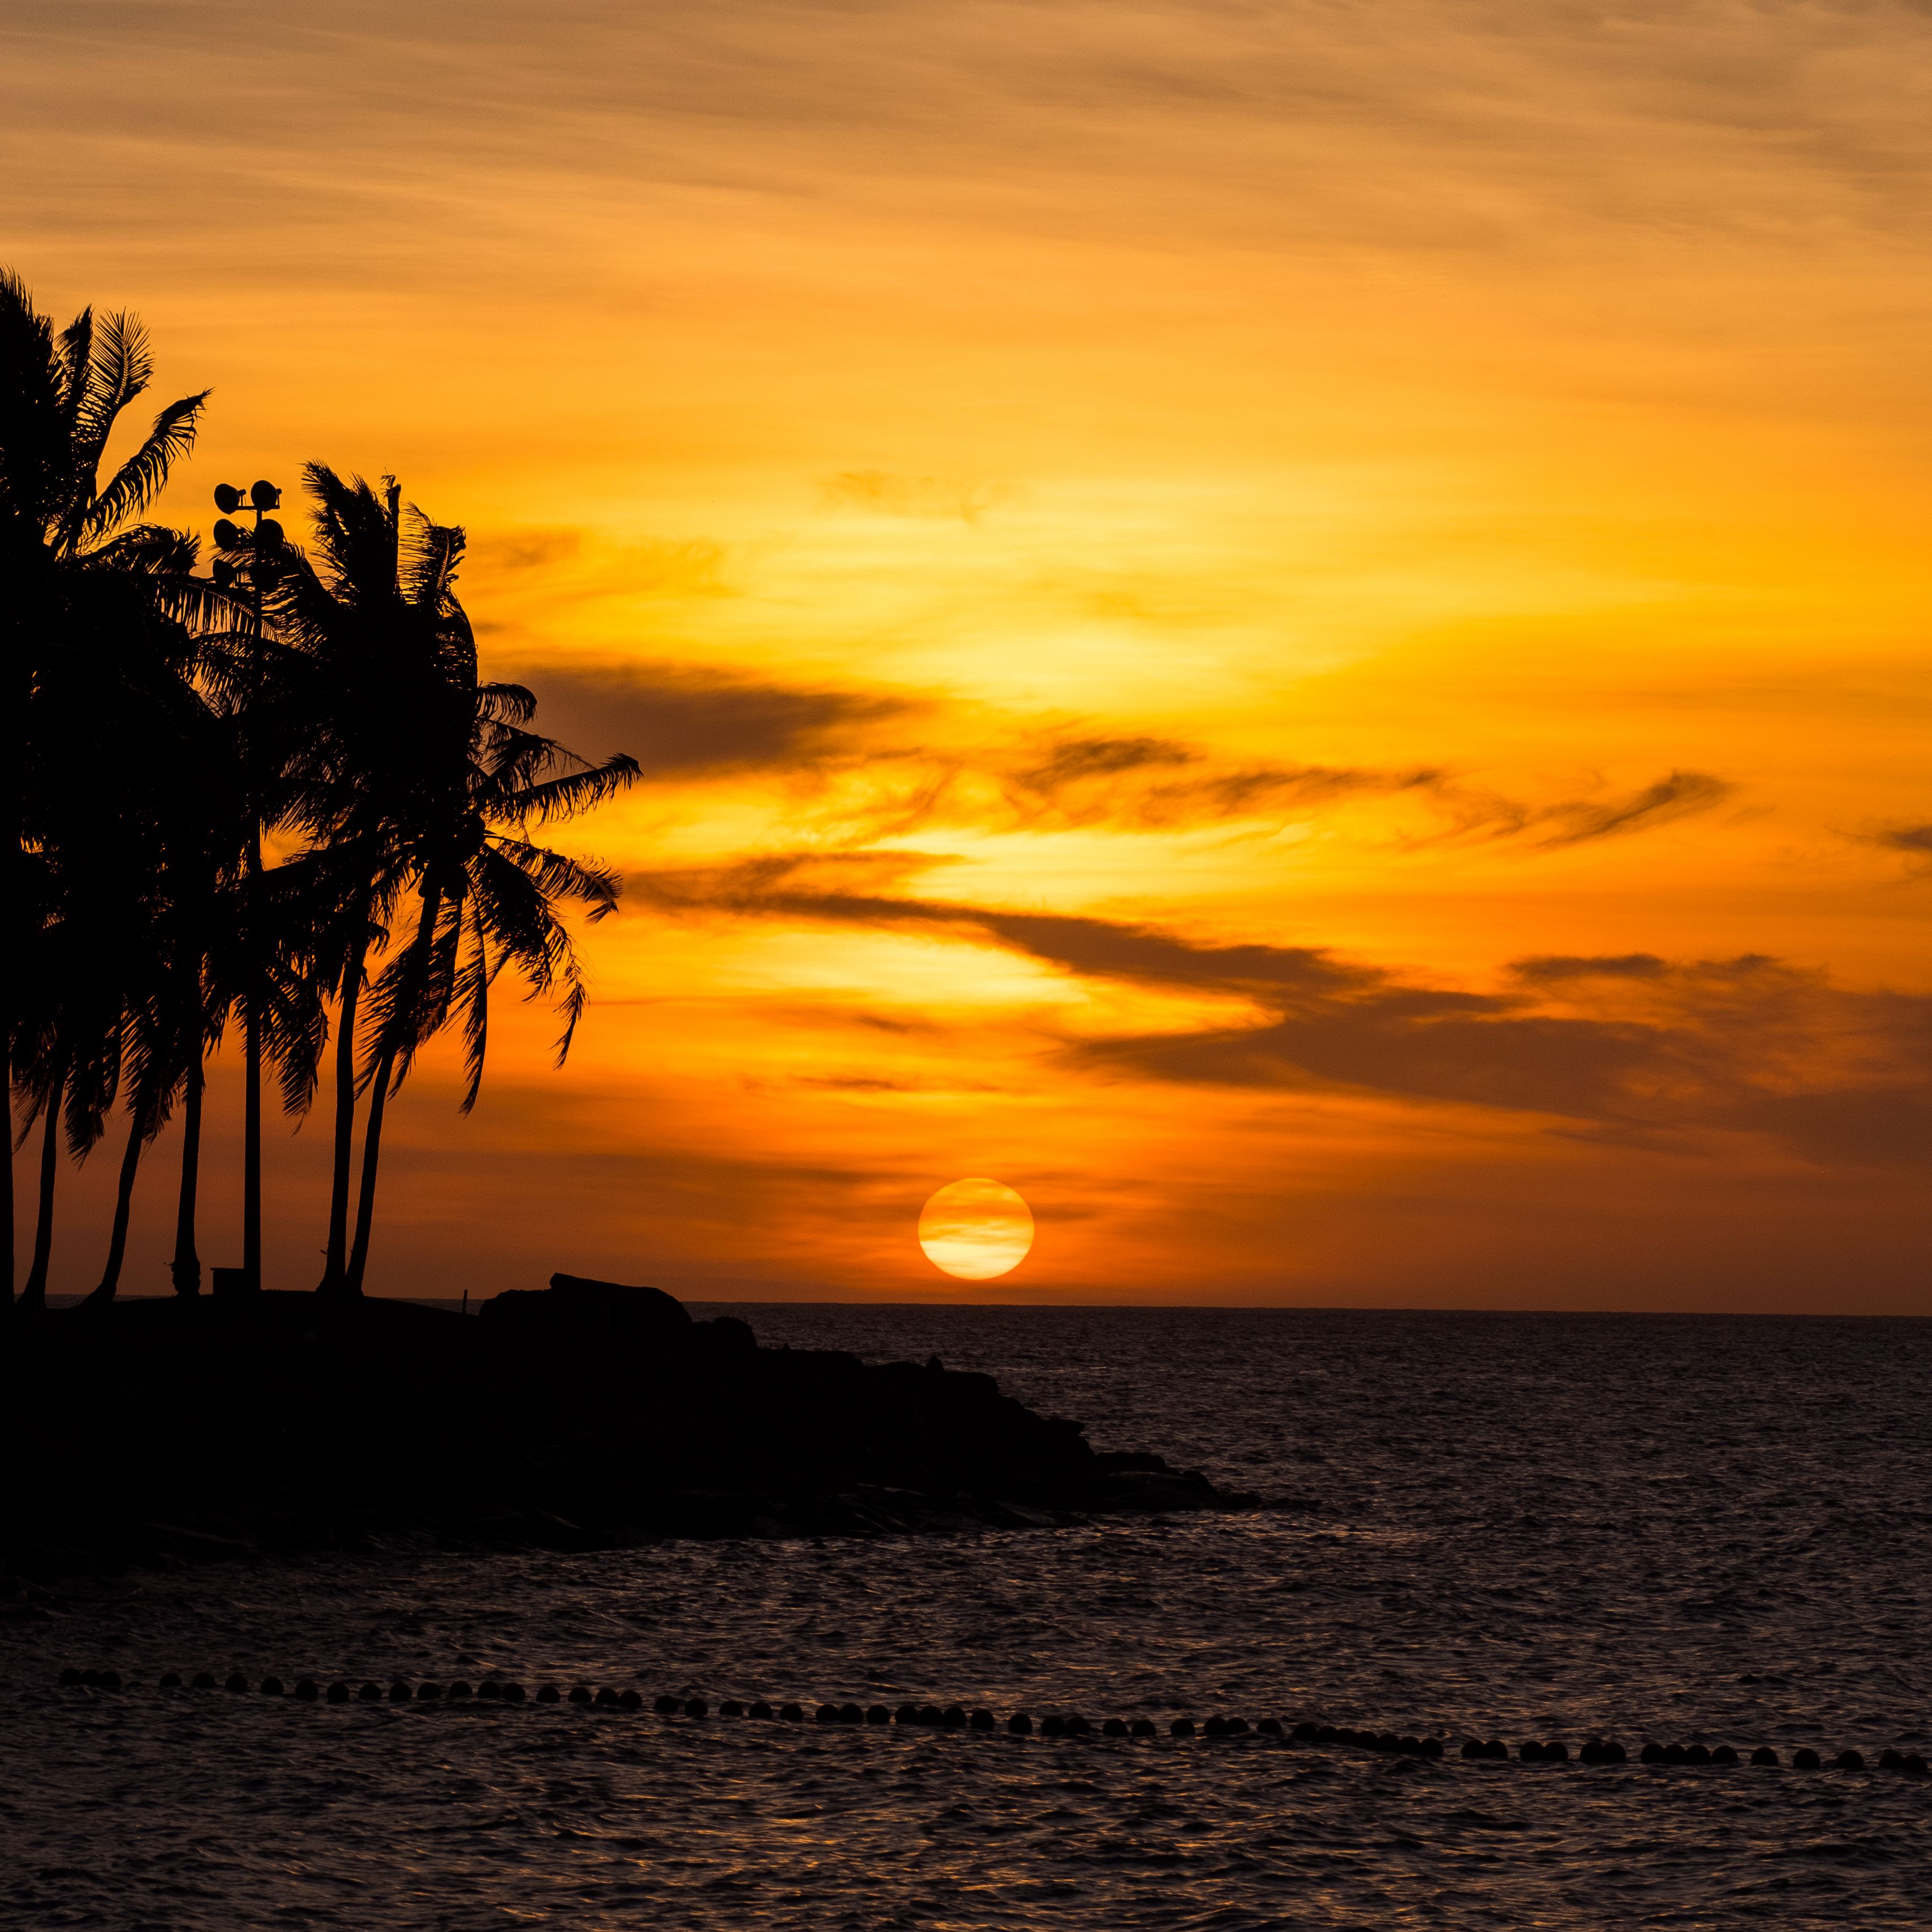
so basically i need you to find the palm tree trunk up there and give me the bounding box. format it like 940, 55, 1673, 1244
82, 1107, 147, 1307
170, 1056, 203, 1296
345, 883, 440, 1296
317, 932, 367, 1296
20, 1074, 64, 1313
342, 1053, 391, 1296
243, 825, 263, 1290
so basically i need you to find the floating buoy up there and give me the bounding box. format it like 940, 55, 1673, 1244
653, 1694, 680, 1714
593, 1689, 619, 1708
1258, 1718, 1283, 1736
389, 1682, 412, 1703
1903, 1754, 1927, 1776
1170, 1718, 1195, 1737
449, 1681, 474, 1699
1041, 1715, 1065, 1736
942, 1706, 966, 1729
1793, 1748, 1821, 1770
684, 1698, 708, 1719
840, 1703, 864, 1725
503, 1683, 526, 1703
567, 1686, 592, 1705
478, 1681, 501, 1701
969, 1709, 993, 1731
226, 1673, 249, 1693
1712, 1745, 1738, 1766
1519, 1742, 1543, 1763
617, 1690, 643, 1710
1640, 1742, 1665, 1764
358, 1684, 381, 1703
536, 1685, 559, 1703
780, 1702, 804, 1722
295, 1679, 319, 1701
1750, 1746, 1778, 1765
722, 1699, 747, 1717
1684, 1745, 1711, 1766
749, 1701, 774, 1720
816, 1704, 840, 1724
98, 1670, 123, 1690
1103, 1718, 1129, 1737
417, 1683, 443, 1701
59, 1668, 83, 1686
160, 1672, 182, 1689
1008, 1713, 1032, 1735
1836, 1749, 1865, 1771
1461, 1740, 1485, 1759
919, 1705, 943, 1727
326, 1683, 350, 1703
260, 1676, 283, 1697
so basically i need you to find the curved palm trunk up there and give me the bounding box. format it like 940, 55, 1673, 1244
20, 1074, 64, 1313
170, 1056, 203, 1296
345, 884, 441, 1296
82, 1107, 148, 1306
342, 1055, 392, 1297
317, 929, 368, 1296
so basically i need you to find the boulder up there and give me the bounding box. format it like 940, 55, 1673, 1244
480, 1273, 693, 1346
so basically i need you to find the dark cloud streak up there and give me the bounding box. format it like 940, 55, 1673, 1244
635, 854, 1932, 1165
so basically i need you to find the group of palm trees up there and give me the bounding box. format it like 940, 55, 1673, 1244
3, 269, 639, 1309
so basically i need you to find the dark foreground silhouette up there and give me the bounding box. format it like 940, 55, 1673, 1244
0, 1277, 1247, 1578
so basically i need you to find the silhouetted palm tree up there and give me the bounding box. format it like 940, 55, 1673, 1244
1, 268, 234, 1307
260, 478, 636, 1293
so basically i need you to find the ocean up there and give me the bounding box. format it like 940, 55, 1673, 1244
7, 1306, 1929, 1927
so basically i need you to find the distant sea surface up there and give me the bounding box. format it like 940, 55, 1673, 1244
8, 1306, 1930, 1927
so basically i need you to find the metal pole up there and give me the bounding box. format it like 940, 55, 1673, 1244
242, 498, 264, 1291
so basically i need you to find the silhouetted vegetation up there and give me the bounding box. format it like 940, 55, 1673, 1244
3, 270, 638, 1305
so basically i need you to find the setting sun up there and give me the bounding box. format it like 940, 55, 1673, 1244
916, 1179, 1035, 1282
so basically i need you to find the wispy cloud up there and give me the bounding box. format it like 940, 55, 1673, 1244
1868, 821, 1932, 866
633, 856, 1932, 1165
1425, 770, 1737, 849
521, 664, 917, 778
821, 470, 1008, 524
529, 659, 1737, 851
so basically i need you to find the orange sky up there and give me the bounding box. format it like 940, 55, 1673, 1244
7, 1, 1931, 1310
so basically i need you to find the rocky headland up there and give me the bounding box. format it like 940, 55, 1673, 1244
0, 1276, 1250, 1580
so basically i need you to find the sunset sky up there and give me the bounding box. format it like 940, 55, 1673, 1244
7, 1, 1931, 1310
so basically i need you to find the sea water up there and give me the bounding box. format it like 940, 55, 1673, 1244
6, 1307, 1929, 1926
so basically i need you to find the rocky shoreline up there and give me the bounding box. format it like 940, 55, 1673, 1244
0, 1277, 1254, 1581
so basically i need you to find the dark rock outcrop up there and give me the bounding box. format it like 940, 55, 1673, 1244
0, 1284, 1247, 1578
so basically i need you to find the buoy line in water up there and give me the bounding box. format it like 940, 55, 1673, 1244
50, 1669, 1932, 1776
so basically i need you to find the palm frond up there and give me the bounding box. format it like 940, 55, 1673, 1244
487, 832, 622, 917
401, 507, 464, 609
488, 754, 641, 829
54, 304, 93, 423
73, 308, 154, 473
478, 681, 537, 724
77, 389, 209, 544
